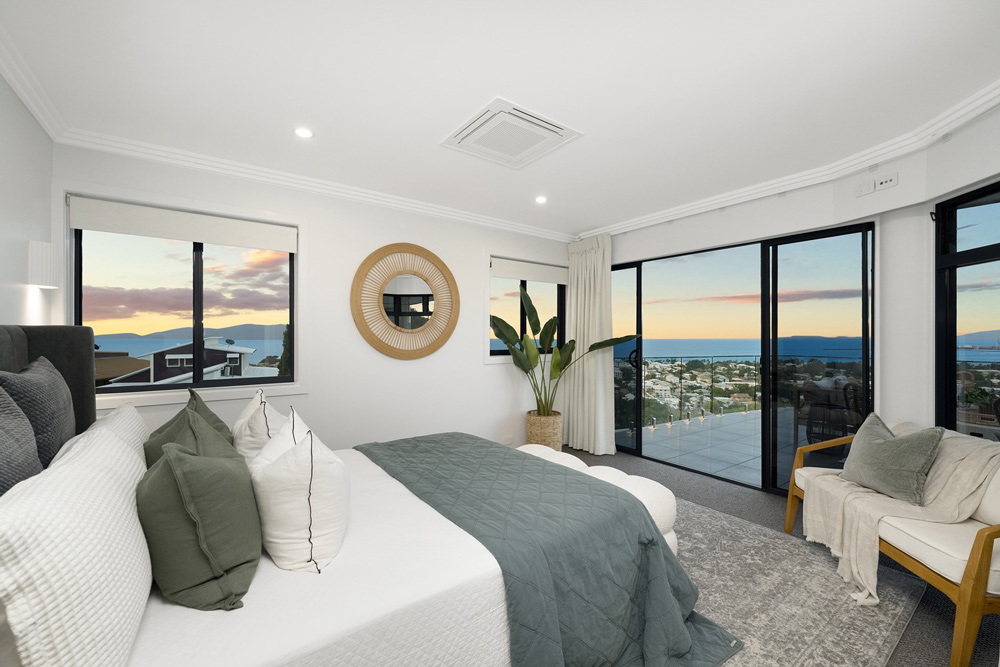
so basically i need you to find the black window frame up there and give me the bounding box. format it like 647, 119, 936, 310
935, 178, 1000, 429
74, 228, 295, 393
489, 280, 567, 356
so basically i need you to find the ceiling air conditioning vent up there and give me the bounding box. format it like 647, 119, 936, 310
441, 98, 581, 169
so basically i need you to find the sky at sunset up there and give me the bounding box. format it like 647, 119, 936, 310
81, 231, 290, 336
613, 234, 867, 339
956, 202, 1000, 336
489, 278, 559, 340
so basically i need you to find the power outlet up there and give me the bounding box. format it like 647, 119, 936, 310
854, 179, 875, 197
875, 172, 898, 191
501, 434, 513, 446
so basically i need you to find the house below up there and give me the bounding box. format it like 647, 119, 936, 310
107, 337, 278, 385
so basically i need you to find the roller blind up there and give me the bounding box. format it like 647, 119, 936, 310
68, 195, 297, 253
490, 257, 568, 284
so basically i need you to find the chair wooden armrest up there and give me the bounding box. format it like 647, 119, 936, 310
950, 523, 1000, 666
783, 435, 854, 533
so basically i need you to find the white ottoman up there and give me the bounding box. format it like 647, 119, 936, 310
518, 444, 679, 554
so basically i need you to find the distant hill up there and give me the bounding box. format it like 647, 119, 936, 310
958, 329, 1000, 345
99, 324, 287, 339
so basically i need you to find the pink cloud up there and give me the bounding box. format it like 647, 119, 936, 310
82, 286, 192, 320
83, 285, 288, 321
957, 281, 1000, 292
644, 288, 862, 306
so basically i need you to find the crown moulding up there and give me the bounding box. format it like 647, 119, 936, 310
1, 23, 998, 244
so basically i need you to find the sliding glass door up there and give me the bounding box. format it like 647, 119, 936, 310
767, 229, 873, 491
611, 224, 873, 493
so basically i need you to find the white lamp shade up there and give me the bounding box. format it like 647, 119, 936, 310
28, 240, 57, 289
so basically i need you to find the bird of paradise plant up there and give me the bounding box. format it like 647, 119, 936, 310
490, 285, 638, 416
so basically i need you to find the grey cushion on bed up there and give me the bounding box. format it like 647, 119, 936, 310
0, 357, 76, 468
0, 387, 42, 494
0, 325, 96, 436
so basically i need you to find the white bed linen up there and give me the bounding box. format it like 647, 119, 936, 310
127, 449, 511, 667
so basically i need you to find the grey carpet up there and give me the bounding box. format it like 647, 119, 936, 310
567, 448, 1000, 667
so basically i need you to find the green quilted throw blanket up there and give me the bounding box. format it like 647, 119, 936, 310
356, 433, 741, 667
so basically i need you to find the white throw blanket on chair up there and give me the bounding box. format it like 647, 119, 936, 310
803, 423, 1000, 605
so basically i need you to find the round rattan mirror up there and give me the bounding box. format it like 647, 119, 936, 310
350, 243, 460, 359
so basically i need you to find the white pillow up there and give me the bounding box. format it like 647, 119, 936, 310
50, 403, 150, 465
0, 424, 151, 667
233, 389, 288, 465
249, 408, 350, 573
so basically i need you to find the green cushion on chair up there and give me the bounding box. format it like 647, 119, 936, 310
841, 413, 943, 505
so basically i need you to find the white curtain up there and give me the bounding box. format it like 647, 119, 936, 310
565, 234, 615, 455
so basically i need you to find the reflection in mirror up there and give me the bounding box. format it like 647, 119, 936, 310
383, 274, 435, 330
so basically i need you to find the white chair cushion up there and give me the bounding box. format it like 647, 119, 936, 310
879, 515, 1000, 596
250, 409, 350, 573
793, 466, 842, 491
0, 423, 151, 667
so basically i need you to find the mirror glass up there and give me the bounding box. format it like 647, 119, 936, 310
382, 274, 435, 330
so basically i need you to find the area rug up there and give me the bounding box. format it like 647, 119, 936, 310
674, 498, 926, 667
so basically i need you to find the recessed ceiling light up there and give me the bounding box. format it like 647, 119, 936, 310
535, 196, 548, 204
294, 127, 314, 139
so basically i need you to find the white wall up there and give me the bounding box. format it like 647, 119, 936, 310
0, 75, 53, 324
612, 105, 1000, 427
48, 145, 566, 447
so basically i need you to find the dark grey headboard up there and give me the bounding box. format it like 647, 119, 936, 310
0, 325, 97, 435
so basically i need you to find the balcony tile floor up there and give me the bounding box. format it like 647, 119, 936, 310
616, 407, 802, 488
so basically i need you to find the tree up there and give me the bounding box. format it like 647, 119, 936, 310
278, 324, 292, 376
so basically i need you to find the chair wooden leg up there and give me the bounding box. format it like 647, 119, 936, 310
784, 490, 800, 534
950, 597, 984, 667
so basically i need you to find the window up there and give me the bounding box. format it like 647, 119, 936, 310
936, 180, 1000, 438
71, 195, 296, 392
489, 258, 567, 355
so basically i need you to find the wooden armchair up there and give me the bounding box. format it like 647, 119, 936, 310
785, 435, 1000, 667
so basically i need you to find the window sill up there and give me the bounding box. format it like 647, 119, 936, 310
96, 382, 307, 411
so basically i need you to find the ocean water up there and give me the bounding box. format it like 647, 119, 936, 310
94, 338, 283, 365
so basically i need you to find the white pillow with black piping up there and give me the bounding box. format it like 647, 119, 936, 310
232, 389, 288, 465
249, 408, 350, 573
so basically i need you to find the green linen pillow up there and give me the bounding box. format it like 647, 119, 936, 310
144, 388, 233, 467
135, 418, 261, 611
841, 413, 943, 505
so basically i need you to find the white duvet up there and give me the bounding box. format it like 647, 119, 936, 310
127, 449, 511, 667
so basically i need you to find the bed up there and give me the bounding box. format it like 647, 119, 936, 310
0, 325, 740, 666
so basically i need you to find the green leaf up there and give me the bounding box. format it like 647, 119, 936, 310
550, 345, 562, 380
509, 345, 532, 374
490, 315, 520, 348
522, 333, 539, 369
538, 317, 558, 352
559, 339, 576, 369
520, 285, 541, 337
588, 334, 638, 352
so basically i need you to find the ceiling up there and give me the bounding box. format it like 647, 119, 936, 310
2, 1, 999, 241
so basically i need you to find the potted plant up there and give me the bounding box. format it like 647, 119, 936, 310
491, 285, 637, 450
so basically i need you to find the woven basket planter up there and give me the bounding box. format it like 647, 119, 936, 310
526, 410, 562, 451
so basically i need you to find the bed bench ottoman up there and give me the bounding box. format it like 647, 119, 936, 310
517, 444, 678, 554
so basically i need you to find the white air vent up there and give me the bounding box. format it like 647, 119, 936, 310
441, 99, 581, 169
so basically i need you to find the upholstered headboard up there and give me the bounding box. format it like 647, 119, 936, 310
0, 325, 97, 435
